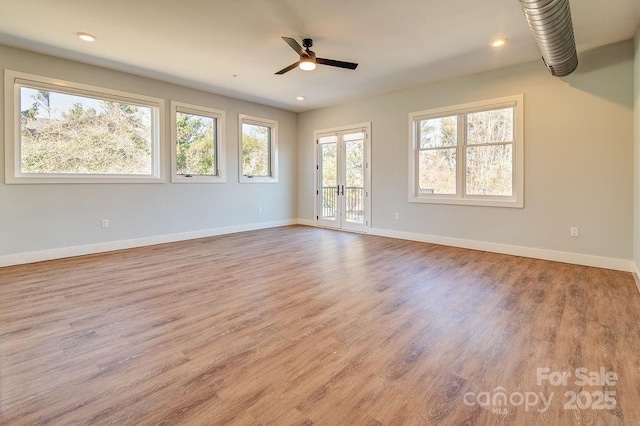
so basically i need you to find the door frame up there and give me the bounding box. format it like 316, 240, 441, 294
314, 122, 372, 232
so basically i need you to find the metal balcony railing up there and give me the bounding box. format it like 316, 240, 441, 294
321, 186, 364, 223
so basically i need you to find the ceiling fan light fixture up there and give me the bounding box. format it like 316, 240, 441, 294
275, 37, 358, 75
299, 58, 316, 71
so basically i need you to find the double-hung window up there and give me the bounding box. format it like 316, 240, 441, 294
409, 95, 524, 207
171, 101, 225, 183
5, 70, 163, 183
239, 114, 278, 183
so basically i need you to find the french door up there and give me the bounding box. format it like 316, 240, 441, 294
316, 124, 370, 232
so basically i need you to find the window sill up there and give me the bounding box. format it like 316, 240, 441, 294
239, 176, 278, 184
171, 175, 226, 184
5, 175, 164, 184
409, 195, 523, 208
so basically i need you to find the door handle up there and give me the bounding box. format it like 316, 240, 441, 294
341, 185, 344, 196
336, 184, 340, 195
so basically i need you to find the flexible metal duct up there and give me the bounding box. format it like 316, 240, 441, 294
519, 0, 578, 77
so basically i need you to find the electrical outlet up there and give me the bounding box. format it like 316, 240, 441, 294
394, 213, 400, 220
101, 219, 109, 228
570, 227, 579, 237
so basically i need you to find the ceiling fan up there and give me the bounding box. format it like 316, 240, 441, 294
275, 37, 359, 75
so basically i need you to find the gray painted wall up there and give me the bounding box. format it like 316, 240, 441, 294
0, 45, 298, 257
1, 40, 636, 263
299, 41, 634, 260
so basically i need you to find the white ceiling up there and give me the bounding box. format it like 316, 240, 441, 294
0, 0, 638, 112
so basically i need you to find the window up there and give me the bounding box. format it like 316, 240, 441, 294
409, 95, 523, 207
239, 114, 278, 183
4, 70, 163, 183
171, 101, 225, 183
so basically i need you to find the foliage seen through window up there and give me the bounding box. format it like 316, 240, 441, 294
176, 111, 216, 176
242, 123, 270, 177
19, 86, 153, 175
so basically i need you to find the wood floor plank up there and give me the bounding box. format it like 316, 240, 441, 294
1, 225, 639, 425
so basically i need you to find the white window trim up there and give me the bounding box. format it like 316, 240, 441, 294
408, 94, 524, 208
238, 114, 278, 183
170, 101, 226, 183
4, 70, 165, 184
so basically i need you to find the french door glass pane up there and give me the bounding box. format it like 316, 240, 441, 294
466, 144, 513, 196
419, 148, 456, 195
320, 142, 337, 220
344, 133, 364, 224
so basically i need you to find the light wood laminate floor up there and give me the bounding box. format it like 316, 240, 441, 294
1, 226, 639, 425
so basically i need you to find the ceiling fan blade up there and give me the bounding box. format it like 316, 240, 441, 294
317, 58, 358, 70
282, 37, 304, 55
275, 61, 300, 75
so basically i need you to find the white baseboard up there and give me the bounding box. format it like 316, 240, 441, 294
0, 219, 298, 268
633, 262, 640, 293
4, 218, 635, 275
296, 219, 634, 272
297, 218, 316, 227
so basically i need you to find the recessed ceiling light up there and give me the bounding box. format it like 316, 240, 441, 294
296, 96, 305, 101
491, 38, 507, 48
77, 32, 97, 42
